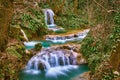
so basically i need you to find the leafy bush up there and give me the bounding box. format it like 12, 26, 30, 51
81, 35, 94, 57
6, 46, 22, 58
55, 15, 89, 30
20, 8, 48, 37
34, 43, 42, 51
21, 13, 45, 31
81, 12, 120, 79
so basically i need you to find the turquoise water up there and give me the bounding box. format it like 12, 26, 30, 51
24, 40, 82, 50
25, 41, 52, 49
22, 35, 89, 80
19, 64, 89, 80
25, 40, 65, 50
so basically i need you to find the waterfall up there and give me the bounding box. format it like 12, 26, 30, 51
43, 9, 56, 28
21, 29, 29, 41
26, 48, 77, 71
46, 29, 90, 43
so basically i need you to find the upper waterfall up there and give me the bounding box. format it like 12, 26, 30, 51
43, 9, 56, 28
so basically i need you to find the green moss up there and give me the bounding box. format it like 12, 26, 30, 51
55, 29, 67, 34
5, 43, 25, 58
110, 13, 120, 71
16, 44, 26, 55
6, 46, 22, 58
81, 12, 120, 79
55, 15, 89, 30
9, 25, 21, 39
34, 43, 42, 51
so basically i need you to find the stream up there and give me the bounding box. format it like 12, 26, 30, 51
19, 64, 89, 80
19, 9, 90, 80
19, 30, 89, 80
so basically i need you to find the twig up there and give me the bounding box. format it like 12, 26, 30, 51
93, 0, 108, 12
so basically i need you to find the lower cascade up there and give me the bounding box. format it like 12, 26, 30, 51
20, 45, 89, 80
20, 28, 90, 80
26, 48, 78, 70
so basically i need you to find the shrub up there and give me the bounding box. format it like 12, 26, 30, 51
34, 43, 42, 51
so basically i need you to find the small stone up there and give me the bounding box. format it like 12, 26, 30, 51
113, 71, 120, 75
25, 50, 30, 54
74, 34, 78, 37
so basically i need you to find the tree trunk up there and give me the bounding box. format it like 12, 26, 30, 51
73, 0, 78, 14
0, 0, 13, 52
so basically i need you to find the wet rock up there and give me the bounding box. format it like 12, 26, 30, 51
45, 29, 90, 42
76, 54, 82, 65
62, 45, 71, 50
48, 56, 56, 67
25, 50, 30, 54
76, 54, 87, 65
65, 36, 71, 39
9, 25, 21, 39
74, 34, 78, 37
38, 63, 45, 70
56, 36, 63, 40
71, 72, 90, 80
26, 44, 87, 70
58, 57, 64, 66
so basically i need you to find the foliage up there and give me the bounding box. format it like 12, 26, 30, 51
102, 70, 119, 80
55, 15, 89, 30
34, 43, 42, 51
6, 44, 25, 58
6, 46, 22, 58
55, 29, 67, 34
20, 8, 48, 37
87, 54, 101, 72
21, 13, 45, 31
109, 12, 120, 50
0, 43, 33, 80
38, 0, 89, 30
81, 11, 120, 79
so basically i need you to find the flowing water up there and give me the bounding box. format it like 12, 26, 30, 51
24, 29, 90, 49
43, 9, 64, 31
20, 9, 90, 80
43, 9, 56, 27
19, 64, 89, 80
20, 30, 90, 80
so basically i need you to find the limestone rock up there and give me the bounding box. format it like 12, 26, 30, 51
71, 72, 90, 80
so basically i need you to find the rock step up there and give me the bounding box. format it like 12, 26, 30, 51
46, 29, 90, 41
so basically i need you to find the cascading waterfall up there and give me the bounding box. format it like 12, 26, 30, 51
46, 29, 90, 43
20, 9, 90, 80
21, 46, 89, 80
43, 9, 64, 31
20, 31, 90, 80
23, 29, 90, 49
44, 9, 56, 28
21, 29, 29, 41
26, 49, 77, 71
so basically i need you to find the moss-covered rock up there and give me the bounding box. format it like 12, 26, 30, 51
0, 40, 33, 80
34, 43, 42, 51
6, 42, 26, 58
6, 46, 22, 58
9, 25, 21, 39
